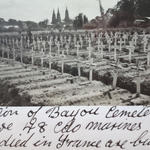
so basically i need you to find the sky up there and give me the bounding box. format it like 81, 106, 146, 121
0, 0, 119, 23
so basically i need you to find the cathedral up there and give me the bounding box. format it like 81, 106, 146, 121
51, 8, 72, 28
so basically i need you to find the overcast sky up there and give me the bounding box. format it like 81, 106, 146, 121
0, 0, 119, 22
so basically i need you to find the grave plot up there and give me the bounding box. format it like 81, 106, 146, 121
0, 59, 140, 106
0, 30, 150, 106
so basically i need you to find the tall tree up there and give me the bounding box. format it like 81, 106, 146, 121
108, 0, 136, 27
135, 0, 150, 17
39, 19, 49, 28
115, 0, 150, 18
83, 15, 88, 24
73, 13, 88, 29
116, 0, 135, 21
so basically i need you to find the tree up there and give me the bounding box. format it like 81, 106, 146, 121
135, 0, 150, 17
0, 18, 5, 22
25, 21, 39, 30
73, 13, 88, 29
0, 18, 6, 26
8, 19, 18, 25
73, 13, 83, 29
39, 19, 49, 28
116, 0, 135, 21
108, 12, 120, 27
113, 0, 150, 20
83, 15, 88, 24
108, 0, 136, 27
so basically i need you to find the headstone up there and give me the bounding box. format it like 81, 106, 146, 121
77, 61, 81, 80
40, 35, 43, 41
61, 59, 64, 74
47, 35, 49, 41
91, 32, 95, 41
65, 43, 69, 55
64, 36, 67, 43
16, 39, 19, 48
13, 38, 16, 49
41, 48, 44, 68
118, 38, 123, 51
99, 32, 103, 39
31, 47, 35, 66
143, 36, 148, 52
112, 70, 118, 90
87, 45, 93, 60
60, 36, 63, 46
2, 47, 4, 58
49, 55, 52, 73
113, 42, 117, 62
75, 41, 80, 57
105, 32, 109, 39
37, 37, 41, 50
7, 48, 10, 59
55, 35, 58, 44
100, 41, 105, 58
85, 35, 88, 44
5, 38, 8, 46
13, 48, 16, 61
20, 47, 23, 64
133, 32, 138, 46
74, 35, 77, 46
112, 60, 120, 89
56, 41, 61, 56
97, 38, 101, 51
42, 41, 46, 52
123, 33, 128, 45
89, 58, 94, 82
33, 39, 36, 50
107, 38, 112, 52
129, 47, 132, 63
80, 37, 83, 48
68, 36, 71, 45
147, 50, 150, 66
114, 33, 118, 44
48, 40, 52, 56
60, 54, 65, 75
20, 36, 23, 49
128, 41, 135, 63
136, 75, 141, 95
88, 38, 91, 48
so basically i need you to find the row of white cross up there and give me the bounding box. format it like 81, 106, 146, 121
0, 30, 150, 95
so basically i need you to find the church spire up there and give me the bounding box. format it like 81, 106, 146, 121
57, 8, 61, 24
64, 7, 70, 23
51, 9, 56, 24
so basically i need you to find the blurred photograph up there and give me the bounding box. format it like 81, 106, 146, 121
0, 0, 150, 106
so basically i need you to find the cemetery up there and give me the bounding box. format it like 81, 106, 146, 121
0, 29, 150, 106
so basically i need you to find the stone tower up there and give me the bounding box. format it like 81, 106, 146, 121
64, 7, 70, 23
51, 10, 56, 24
57, 8, 61, 24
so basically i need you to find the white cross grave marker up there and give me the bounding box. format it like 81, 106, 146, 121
75, 41, 80, 57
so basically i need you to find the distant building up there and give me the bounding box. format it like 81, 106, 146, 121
4, 25, 19, 29
134, 17, 150, 27
64, 7, 70, 24
51, 7, 73, 29
56, 8, 61, 24
51, 10, 57, 25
